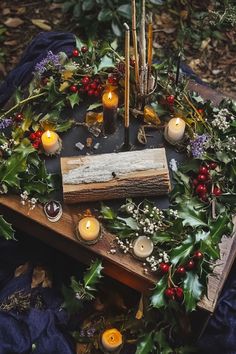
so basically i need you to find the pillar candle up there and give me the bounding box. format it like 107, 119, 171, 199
102, 91, 118, 135
41, 130, 60, 154
167, 117, 185, 142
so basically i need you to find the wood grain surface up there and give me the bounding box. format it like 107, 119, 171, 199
61, 148, 170, 203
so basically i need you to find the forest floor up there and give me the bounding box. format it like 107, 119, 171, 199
0, 0, 236, 99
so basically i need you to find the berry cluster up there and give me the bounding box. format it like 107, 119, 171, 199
192, 163, 222, 202
161, 250, 204, 302
72, 46, 88, 58
107, 74, 119, 86
29, 130, 43, 149
69, 76, 103, 98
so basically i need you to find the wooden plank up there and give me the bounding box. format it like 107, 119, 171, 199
61, 148, 170, 204
0, 195, 157, 293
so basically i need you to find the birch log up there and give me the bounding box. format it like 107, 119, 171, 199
61, 148, 171, 203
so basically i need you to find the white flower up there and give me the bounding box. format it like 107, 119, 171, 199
169, 158, 178, 172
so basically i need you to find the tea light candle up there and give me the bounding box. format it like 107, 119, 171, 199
167, 117, 185, 142
101, 328, 123, 352
78, 217, 100, 244
102, 91, 119, 135
133, 236, 154, 259
41, 130, 60, 154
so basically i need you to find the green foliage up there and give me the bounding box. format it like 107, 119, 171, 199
151, 275, 168, 309
183, 272, 203, 312
0, 216, 15, 240
62, 260, 103, 314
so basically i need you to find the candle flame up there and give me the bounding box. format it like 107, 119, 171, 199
86, 220, 91, 229
176, 118, 180, 126
108, 92, 112, 100
46, 130, 51, 138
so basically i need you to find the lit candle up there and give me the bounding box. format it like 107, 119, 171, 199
133, 236, 154, 259
101, 328, 123, 352
41, 130, 60, 154
102, 91, 118, 135
77, 216, 100, 244
167, 117, 185, 142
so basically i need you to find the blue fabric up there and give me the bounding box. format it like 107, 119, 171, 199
0, 31, 75, 107
197, 261, 236, 354
0, 237, 76, 354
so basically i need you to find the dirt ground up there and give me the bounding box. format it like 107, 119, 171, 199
0, 0, 236, 100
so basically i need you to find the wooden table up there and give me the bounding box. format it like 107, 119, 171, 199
0, 80, 235, 313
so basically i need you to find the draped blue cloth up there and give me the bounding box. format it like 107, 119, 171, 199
0, 237, 75, 354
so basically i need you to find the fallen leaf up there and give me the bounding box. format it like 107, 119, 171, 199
2, 8, 11, 15
49, 3, 63, 10
31, 19, 52, 31
4, 40, 18, 46
4, 17, 24, 28
14, 262, 29, 277
31, 266, 46, 288
17, 7, 26, 15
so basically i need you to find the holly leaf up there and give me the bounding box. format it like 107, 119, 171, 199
55, 119, 74, 133
87, 102, 103, 111
154, 329, 173, 354
98, 55, 115, 71
170, 236, 194, 265
183, 272, 203, 312
117, 216, 138, 230
209, 212, 232, 243
101, 204, 116, 220
83, 259, 103, 294
178, 197, 208, 228
0, 216, 15, 240
62, 284, 83, 314
136, 332, 155, 354
151, 274, 168, 309
0, 153, 27, 188
152, 231, 173, 245
68, 93, 80, 109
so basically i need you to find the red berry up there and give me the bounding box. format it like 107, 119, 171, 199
159, 262, 170, 274
35, 130, 43, 138
81, 46, 88, 53
79, 87, 85, 93
176, 266, 186, 276
166, 95, 175, 105
72, 48, 79, 57
209, 162, 217, 170
185, 259, 195, 270
192, 178, 199, 187
193, 250, 203, 260
112, 76, 118, 85
197, 174, 207, 182
94, 90, 100, 97
197, 108, 204, 115
94, 78, 100, 84
175, 287, 184, 300
108, 76, 114, 84
199, 166, 209, 175
29, 133, 36, 141
88, 89, 94, 96
165, 287, 175, 299
15, 113, 23, 122
69, 85, 78, 93
213, 186, 222, 196
82, 76, 90, 85
196, 184, 207, 194
32, 141, 40, 149
90, 82, 97, 90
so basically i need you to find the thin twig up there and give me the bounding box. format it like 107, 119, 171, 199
131, 0, 140, 90
0, 92, 47, 120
